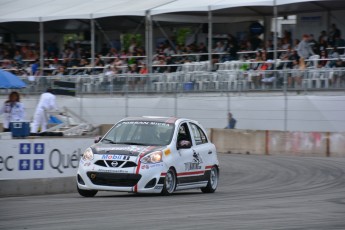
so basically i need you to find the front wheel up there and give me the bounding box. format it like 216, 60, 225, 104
77, 185, 98, 197
201, 166, 219, 193
161, 168, 176, 195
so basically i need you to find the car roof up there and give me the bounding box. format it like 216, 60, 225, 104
120, 116, 194, 124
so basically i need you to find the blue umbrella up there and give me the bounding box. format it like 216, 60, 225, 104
0, 69, 26, 88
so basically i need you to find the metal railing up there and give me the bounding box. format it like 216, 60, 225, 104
1, 67, 345, 95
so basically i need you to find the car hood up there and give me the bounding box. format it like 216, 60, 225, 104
92, 143, 166, 157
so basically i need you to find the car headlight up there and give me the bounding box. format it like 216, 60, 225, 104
140, 151, 162, 164
82, 148, 94, 161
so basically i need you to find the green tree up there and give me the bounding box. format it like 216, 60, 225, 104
121, 34, 143, 52
176, 28, 192, 46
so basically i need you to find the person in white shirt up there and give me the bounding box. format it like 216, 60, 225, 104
0, 91, 25, 132
31, 88, 58, 133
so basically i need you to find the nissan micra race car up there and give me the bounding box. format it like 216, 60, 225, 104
77, 116, 219, 196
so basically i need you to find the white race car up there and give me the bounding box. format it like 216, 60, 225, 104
77, 116, 219, 196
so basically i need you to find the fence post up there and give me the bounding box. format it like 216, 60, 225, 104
265, 130, 270, 155
326, 132, 330, 157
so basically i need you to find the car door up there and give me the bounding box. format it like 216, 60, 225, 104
188, 122, 214, 172
174, 122, 199, 186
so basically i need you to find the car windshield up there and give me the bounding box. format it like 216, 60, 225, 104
102, 121, 175, 146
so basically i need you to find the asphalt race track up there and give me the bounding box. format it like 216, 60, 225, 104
1, 154, 345, 230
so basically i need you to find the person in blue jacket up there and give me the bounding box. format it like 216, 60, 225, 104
225, 112, 236, 129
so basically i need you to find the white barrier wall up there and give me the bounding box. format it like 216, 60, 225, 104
210, 129, 345, 157
0, 138, 93, 180
2, 94, 345, 132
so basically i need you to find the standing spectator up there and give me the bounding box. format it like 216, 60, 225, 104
297, 34, 315, 59
318, 37, 328, 53
309, 34, 319, 55
198, 42, 208, 61
334, 35, 345, 54
31, 59, 40, 76
225, 112, 237, 129
0, 91, 25, 132
31, 88, 58, 134
319, 30, 328, 44
329, 24, 341, 46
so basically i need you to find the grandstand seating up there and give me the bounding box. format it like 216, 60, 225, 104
11, 60, 344, 95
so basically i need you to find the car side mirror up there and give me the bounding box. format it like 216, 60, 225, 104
94, 136, 102, 143
177, 140, 192, 149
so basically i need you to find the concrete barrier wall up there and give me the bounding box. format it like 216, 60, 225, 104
210, 129, 345, 157
268, 131, 327, 157
330, 133, 345, 157
210, 129, 267, 155
0, 177, 76, 196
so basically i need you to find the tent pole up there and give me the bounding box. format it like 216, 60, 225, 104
273, 0, 287, 131
145, 10, 153, 74
273, 0, 278, 62
91, 16, 95, 68
208, 6, 212, 71
39, 18, 44, 76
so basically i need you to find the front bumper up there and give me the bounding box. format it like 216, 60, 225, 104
77, 158, 166, 193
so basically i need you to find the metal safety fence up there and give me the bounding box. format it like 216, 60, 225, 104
1, 67, 345, 95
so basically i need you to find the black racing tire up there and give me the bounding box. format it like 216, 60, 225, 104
77, 185, 98, 197
201, 166, 219, 193
161, 168, 177, 196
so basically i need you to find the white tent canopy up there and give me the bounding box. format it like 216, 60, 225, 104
0, 0, 173, 22
0, 0, 342, 22
150, 0, 275, 15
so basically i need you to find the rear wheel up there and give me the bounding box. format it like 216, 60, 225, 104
161, 168, 176, 195
77, 185, 98, 197
201, 166, 219, 193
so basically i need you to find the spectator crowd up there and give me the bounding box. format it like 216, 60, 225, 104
1, 23, 345, 87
